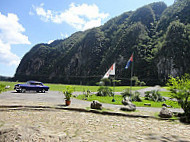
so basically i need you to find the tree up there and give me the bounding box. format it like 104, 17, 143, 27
167, 74, 190, 123
131, 76, 146, 86
99, 78, 111, 86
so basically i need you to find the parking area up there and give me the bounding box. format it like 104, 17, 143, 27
0, 90, 183, 113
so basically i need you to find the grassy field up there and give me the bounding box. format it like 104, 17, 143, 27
0, 81, 180, 108
76, 94, 180, 108
0, 81, 22, 91
0, 81, 147, 92
160, 91, 172, 98
46, 84, 147, 92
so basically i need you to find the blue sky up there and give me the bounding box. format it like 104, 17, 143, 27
0, 0, 174, 77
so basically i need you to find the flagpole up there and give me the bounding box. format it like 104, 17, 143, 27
130, 53, 134, 97
112, 75, 115, 102
112, 63, 116, 102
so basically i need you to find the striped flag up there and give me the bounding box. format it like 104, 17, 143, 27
125, 54, 133, 69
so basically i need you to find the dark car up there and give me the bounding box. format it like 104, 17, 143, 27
14, 81, 49, 93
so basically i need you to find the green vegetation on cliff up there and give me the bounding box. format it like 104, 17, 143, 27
14, 1, 190, 85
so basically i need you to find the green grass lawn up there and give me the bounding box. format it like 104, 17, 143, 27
76, 94, 180, 108
0, 81, 147, 92
46, 83, 99, 92
0, 81, 170, 95
162, 86, 170, 90
0, 81, 23, 91
45, 83, 147, 92
160, 91, 172, 98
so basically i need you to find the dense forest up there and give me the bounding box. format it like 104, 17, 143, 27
14, 0, 190, 85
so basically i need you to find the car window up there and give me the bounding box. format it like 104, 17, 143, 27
34, 83, 43, 86
26, 82, 43, 86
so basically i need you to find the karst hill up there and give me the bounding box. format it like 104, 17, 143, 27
14, 0, 190, 85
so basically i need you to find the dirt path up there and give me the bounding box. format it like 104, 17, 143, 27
0, 104, 189, 142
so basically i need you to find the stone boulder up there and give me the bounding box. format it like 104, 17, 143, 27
120, 105, 136, 111
90, 100, 102, 110
162, 103, 172, 108
122, 97, 131, 105
121, 97, 136, 111
5, 85, 10, 89
159, 106, 173, 118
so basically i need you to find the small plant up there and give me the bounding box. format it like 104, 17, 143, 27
145, 90, 166, 102
121, 88, 131, 98
121, 89, 142, 102
139, 81, 146, 86
112, 79, 121, 86
0, 84, 6, 93
96, 86, 113, 96
131, 91, 142, 102
63, 86, 74, 101
83, 89, 91, 99
131, 76, 146, 86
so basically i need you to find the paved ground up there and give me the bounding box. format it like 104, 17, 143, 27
0, 90, 189, 142
136, 85, 168, 97
0, 90, 183, 112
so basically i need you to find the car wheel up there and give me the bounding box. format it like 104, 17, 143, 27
41, 89, 45, 93
16, 90, 21, 93
21, 88, 26, 93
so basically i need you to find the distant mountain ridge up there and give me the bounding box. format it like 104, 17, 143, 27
0, 75, 12, 81
14, 0, 190, 85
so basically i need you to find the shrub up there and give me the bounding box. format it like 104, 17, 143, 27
0, 84, 6, 93
96, 86, 113, 96
98, 78, 111, 86
121, 88, 131, 98
167, 74, 190, 123
131, 91, 142, 102
121, 89, 142, 102
131, 76, 146, 86
145, 90, 166, 102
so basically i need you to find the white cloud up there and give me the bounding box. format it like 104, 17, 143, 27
82, 18, 101, 31
0, 39, 20, 66
0, 12, 30, 66
61, 33, 69, 39
47, 40, 54, 44
32, 3, 109, 31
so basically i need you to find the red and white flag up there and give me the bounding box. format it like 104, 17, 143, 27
103, 63, 115, 79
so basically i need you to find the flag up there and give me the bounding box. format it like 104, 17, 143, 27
125, 54, 133, 69
103, 63, 115, 79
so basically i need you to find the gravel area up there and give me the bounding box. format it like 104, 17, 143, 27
0, 106, 189, 142
0, 90, 189, 141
